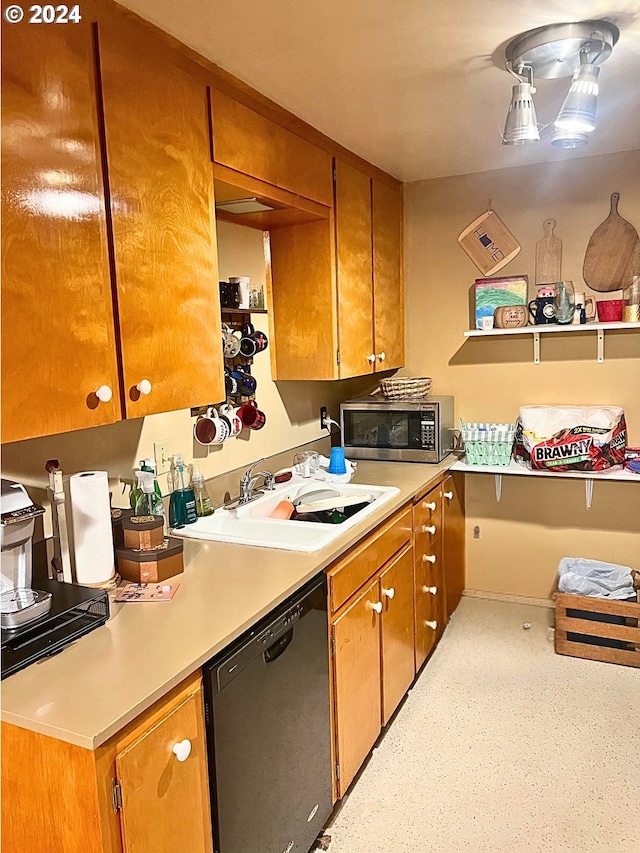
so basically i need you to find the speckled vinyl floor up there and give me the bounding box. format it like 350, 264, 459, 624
324, 596, 640, 853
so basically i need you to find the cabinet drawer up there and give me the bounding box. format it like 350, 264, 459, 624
413, 484, 442, 531
328, 505, 412, 614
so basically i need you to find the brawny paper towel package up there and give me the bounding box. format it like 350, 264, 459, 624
68, 471, 115, 585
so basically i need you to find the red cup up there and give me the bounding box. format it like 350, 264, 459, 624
596, 299, 623, 322
238, 400, 266, 430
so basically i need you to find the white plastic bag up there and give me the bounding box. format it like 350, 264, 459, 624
557, 557, 635, 599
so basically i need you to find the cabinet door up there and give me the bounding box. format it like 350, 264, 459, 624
414, 535, 444, 670
1, 19, 119, 443
210, 89, 332, 206
372, 180, 404, 372
334, 159, 374, 378
98, 23, 224, 417
380, 544, 415, 726
116, 687, 212, 853
443, 473, 465, 617
332, 577, 381, 798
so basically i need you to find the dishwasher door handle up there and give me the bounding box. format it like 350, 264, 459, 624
264, 627, 294, 663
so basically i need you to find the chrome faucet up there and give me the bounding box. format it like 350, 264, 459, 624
224, 458, 275, 509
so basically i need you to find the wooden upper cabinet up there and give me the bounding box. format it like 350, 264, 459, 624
97, 22, 224, 418
372, 180, 404, 371
1, 19, 119, 443
209, 89, 332, 206
334, 159, 374, 378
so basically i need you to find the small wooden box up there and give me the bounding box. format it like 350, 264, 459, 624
116, 537, 183, 584
122, 515, 164, 550
554, 590, 640, 668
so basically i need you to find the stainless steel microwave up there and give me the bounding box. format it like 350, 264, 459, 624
340, 395, 454, 463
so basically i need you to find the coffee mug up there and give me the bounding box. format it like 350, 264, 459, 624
251, 329, 269, 353
573, 292, 596, 324
224, 367, 239, 396
229, 276, 251, 310
231, 368, 257, 396
239, 322, 258, 357
238, 400, 266, 430
220, 403, 243, 436
528, 295, 556, 325
222, 324, 241, 358
194, 407, 229, 445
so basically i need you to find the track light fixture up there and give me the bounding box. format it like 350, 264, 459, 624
502, 20, 619, 148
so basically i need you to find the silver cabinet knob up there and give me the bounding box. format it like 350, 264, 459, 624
95, 385, 113, 403
422, 553, 437, 564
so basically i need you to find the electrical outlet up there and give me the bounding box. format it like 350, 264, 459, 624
320, 406, 328, 430
473, 525, 481, 539
154, 440, 171, 475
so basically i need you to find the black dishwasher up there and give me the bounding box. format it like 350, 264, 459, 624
203, 574, 332, 853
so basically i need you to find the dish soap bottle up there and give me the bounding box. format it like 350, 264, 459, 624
190, 464, 215, 517
134, 470, 164, 518
168, 453, 198, 527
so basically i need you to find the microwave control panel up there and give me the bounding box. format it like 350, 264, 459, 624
420, 410, 436, 450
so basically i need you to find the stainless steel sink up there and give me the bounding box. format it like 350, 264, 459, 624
173, 480, 400, 552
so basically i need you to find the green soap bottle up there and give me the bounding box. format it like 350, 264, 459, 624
168, 454, 198, 527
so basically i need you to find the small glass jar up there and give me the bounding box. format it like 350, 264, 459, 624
623, 275, 640, 323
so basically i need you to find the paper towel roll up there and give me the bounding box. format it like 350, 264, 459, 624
68, 471, 115, 585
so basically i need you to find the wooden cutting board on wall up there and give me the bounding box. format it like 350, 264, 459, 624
583, 192, 640, 292
535, 219, 562, 285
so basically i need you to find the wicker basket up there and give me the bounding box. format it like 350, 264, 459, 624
460, 422, 516, 467
379, 377, 432, 400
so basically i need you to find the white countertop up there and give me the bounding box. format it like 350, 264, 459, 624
1, 458, 456, 749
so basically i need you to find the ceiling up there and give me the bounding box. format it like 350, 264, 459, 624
118, 0, 640, 182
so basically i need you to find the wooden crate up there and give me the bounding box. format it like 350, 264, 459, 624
554, 592, 640, 668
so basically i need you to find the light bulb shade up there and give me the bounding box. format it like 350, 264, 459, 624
502, 82, 540, 145
550, 127, 589, 148
554, 64, 600, 133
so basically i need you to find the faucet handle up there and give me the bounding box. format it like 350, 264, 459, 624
241, 457, 267, 484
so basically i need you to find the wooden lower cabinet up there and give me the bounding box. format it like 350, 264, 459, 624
442, 472, 466, 618
1, 673, 212, 853
331, 577, 382, 799
328, 505, 414, 798
380, 545, 415, 725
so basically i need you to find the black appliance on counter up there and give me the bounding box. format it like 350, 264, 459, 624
203, 573, 332, 853
1, 577, 110, 679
